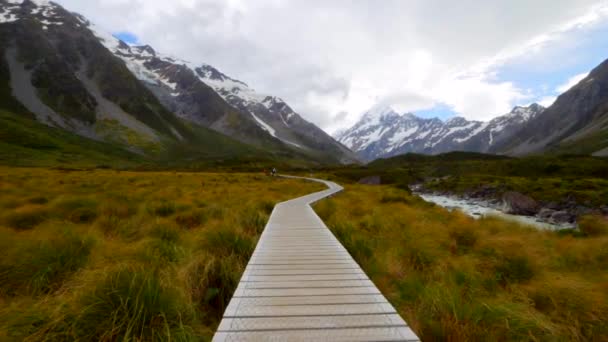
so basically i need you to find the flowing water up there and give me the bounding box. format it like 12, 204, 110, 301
416, 193, 573, 230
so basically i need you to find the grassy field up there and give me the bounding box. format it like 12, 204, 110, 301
315, 184, 608, 341
0, 167, 323, 341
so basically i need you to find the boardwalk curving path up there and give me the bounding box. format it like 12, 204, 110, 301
213, 176, 419, 341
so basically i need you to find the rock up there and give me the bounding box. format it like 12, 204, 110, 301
358, 175, 381, 185
544, 202, 561, 210
549, 211, 575, 224
573, 206, 598, 216
538, 208, 556, 220
502, 191, 539, 216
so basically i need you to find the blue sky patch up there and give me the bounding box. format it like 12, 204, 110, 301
415, 103, 455, 120
113, 31, 139, 45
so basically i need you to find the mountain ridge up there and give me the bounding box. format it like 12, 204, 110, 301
0, 0, 357, 165
336, 103, 544, 161
88, 26, 358, 164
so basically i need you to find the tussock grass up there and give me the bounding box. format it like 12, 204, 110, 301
0, 167, 323, 340
0, 227, 95, 296
315, 184, 608, 341
3, 205, 49, 230
578, 215, 608, 236
71, 267, 196, 341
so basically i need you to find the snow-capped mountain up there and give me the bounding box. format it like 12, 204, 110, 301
465, 104, 545, 153
90, 30, 357, 163
193, 64, 357, 162
336, 104, 544, 161
0, 0, 357, 164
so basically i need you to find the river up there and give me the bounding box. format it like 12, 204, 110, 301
416, 192, 573, 230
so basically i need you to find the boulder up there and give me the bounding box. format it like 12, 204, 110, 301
544, 202, 561, 210
502, 191, 539, 216
358, 175, 381, 185
573, 206, 600, 216
549, 211, 575, 224
538, 208, 556, 220
469, 185, 497, 199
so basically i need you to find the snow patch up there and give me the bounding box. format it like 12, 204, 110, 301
454, 122, 489, 143
389, 126, 418, 145
359, 127, 387, 149
445, 122, 477, 136
90, 23, 122, 51
250, 111, 276, 136
158, 76, 177, 91
0, 11, 18, 23
249, 111, 302, 148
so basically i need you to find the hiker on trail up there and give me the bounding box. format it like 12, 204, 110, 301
271, 168, 277, 176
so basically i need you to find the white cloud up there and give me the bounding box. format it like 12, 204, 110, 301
556, 72, 590, 93
55, 0, 607, 133
538, 96, 558, 107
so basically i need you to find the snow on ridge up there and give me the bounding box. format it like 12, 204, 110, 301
249, 111, 302, 148
389, 126, 418, 145
364, 105, 397, 119
359, 126, 388, 150
0, 9, 18, 23
454, 122, 489, 143
0, 0, 57, 24
249, 111, 275, 135
90, 22, 122, 51
444, 121, 478, 137
87, 17, 294, 125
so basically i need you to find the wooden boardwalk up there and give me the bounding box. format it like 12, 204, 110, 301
213, 177, 419, 341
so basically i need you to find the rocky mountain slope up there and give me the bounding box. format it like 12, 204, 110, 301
0, 0, 356, 164
100, 41, 357, 163
494, 59, 608, 157
336, 104, 544, 161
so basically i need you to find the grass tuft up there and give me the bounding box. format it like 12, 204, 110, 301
53, 197, 98, 223
147, 200, 177, 217
72, 267, 197, 341
3, 206, 48, 230
0, 228, 94, 295
578, 215, 608, 237
175, 209, 207, 229
200, 227, 255, 262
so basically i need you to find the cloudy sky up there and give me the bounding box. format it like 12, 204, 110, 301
57, 0, 608, 134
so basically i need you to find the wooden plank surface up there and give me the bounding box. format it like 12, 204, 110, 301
212, 177, 419, 341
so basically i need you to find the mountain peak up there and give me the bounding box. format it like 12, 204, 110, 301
195, 64, 249, 87
362, 105, 399, 121
445, 116, 470, 125
134, 45, 156, 57
509, 103, 545, 121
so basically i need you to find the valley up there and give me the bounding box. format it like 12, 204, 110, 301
1, 0, 608, 341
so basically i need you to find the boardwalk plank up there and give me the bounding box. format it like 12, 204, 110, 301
212, 177, 419, 341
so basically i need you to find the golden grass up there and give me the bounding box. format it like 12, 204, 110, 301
0, 167, 323, 341
314, 184, 608, 341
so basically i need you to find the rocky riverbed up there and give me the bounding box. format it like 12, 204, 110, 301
411, 183, 607, 230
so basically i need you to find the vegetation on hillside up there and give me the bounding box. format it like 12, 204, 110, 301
0, 110, 145, 168
0, 167, 323, 340
315, 184, 608, 341
0, 108, 335, 170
